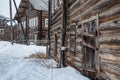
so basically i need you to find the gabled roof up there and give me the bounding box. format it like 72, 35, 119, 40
14, 0, 28, 19
14, 0, 48, 20
29, 0, 48, 11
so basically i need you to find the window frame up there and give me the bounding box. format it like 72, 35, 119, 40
0, 29, 4, 35
69, 24, 77, 56
45, 18, 48, 27
81, 14, 99, 71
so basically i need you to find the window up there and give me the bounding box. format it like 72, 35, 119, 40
18, 23, 21, 30
0, 29, 4, 34
29, 17, 38, 28
23, 21, 26, 29
33, 18, 35, 27
69, 25, 77, 56
82, 15, 99, 71
70, 35, 75, 49
29, 19, 31, 27
52, 0, 61, 13
21, 21, 26, 29
83, 20, 96, 35
32, 18, 34, 27
45, 18, 48, 27
35, 17, 38, 26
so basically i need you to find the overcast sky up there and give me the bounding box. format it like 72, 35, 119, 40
0, 0, 21, 18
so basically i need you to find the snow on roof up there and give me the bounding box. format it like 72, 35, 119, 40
29, 0, 48, 11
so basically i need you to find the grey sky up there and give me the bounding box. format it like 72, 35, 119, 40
0, 0, 21, 18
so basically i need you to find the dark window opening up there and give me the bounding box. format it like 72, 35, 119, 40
69, 24, 77, 56
83, 20, 96, 35
70, 35, 75, 50
83, 36, 95, 47
82, 46, 95, 69
70, 35, 76, 55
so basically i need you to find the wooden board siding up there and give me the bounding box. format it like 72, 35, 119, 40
50, 0, 120, 79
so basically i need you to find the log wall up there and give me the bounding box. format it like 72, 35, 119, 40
50, 0, 120, 79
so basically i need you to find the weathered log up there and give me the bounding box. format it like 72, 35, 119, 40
100, 63, 120, 80
99, 53, 120, 65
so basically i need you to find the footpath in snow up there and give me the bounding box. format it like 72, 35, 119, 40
0, 41, 90, 80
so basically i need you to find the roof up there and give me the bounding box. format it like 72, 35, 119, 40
14, 0, 28, 19
14, 0, 48, 20
29, 0, 48, 11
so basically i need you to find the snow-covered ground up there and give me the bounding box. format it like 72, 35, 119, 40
0, 41, 46, 58
0, 41, 90, 80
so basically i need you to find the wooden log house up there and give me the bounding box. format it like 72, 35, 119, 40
0, 16, 17, 41
14, 0, 48, 45
49, 0, 120, 79
0, 25, 11, 41
0, 26, 18, 41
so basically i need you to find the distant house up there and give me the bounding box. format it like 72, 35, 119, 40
0, 26, 11, 41
0, 15, 10, 41
49, 0, 120, 80
0, 16, 17, 41
0, 26, 17, 41
14, 0, 48, 45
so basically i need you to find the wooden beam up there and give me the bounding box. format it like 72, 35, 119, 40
47, 0, 52, 58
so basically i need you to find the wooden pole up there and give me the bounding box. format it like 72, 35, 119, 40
25, 15, 29, 45
26, 3, 29, 45
47, 0, 51, 58
38, 11, 42, 40
60, 0, 67, 67
9, 0, 13, 45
